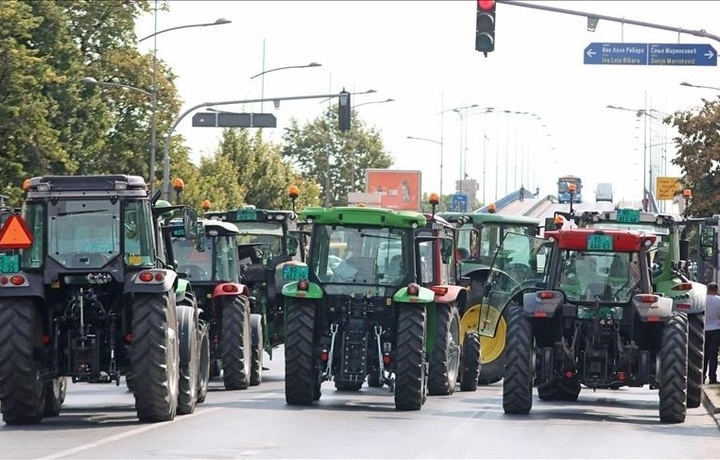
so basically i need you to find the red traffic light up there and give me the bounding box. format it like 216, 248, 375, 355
478, 0, 495, 11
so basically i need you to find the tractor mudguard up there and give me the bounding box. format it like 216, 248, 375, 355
0, 271, 45, 298
124, 269, 177, 294
522, 290, 563, 318
176, 278, 191, 297
669, 281, 706, 315
282, 280, 323, 299
394, 286, 435, 304
432, 285, 467, 307
212, 282, 249, 298
633, 294, 674, 322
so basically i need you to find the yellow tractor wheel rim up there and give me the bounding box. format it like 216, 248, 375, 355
460, 304, 507, 364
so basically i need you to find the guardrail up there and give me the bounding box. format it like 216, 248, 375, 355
474, 189, 523, 213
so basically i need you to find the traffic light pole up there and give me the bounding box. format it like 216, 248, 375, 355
161, 91, 354, 201
497, 0, 720, 45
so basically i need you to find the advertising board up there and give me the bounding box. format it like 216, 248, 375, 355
365, 169, 422, 211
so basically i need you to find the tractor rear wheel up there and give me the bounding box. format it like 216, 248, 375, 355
44, 377, 68, 417
658, 312, 688, 423
459, 331, 481, 392
221, 295, 251, 390
687, 312, 704, 409
502, 304, 533, 415
250, 313, 264, 386
0, 298, 46, 425
285, 301, 317, 405
428, 304, 461, 396
177, 306, 198, 415
394, 307, 427, 411
197, 326, 210, 404
131, 293, 179, 422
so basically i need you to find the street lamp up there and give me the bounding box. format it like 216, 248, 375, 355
81, 76, 155, 178
251, 62, 322, 112
437, 104, 480, 195
138, 15, 232, 194
407, 136, 443, 200
355, 98, 395, 108
680, 81, 720, 91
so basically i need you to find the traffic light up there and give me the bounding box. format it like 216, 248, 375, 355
475, 0, 496, 55
338, 90, 351, 132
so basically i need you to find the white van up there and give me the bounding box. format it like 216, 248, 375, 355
596, 183, 613, 202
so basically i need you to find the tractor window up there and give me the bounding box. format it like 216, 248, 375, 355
215, 235, 240, 282
47, 199, 120, 269
235, 222, 284, 262
173, 237, 213, 281
456, 225, 479, 261
123, 200, 154, 267
310, 224, 408, 287
20, 202, 44, 269
418, 240, 435, 285
558, 250, 641, 303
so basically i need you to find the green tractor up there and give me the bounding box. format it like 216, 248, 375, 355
163, 217, 259, 390
204, 197, 307, 366
439, 211, 541, 385
0, 175, 205, 424
558, 208, 706, 408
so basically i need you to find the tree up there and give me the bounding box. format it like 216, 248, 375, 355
666, 96, 720, 216
281, 105, 393, 207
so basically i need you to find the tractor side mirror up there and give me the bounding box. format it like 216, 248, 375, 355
182, 207, 198, 240
286, 235, 299, 257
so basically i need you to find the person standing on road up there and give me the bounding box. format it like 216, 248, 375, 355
519, 185, 525, 203
704, 282, 720, 384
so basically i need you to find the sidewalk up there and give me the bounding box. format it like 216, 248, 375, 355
701, 384, 720, 427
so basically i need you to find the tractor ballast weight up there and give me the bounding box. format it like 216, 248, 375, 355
499, 228, 689, 423
0, 175, 206, 425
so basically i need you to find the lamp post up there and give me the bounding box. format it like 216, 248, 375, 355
347, 98, 395, 190
81, 77, 155, 176
138, 12, 232, 194
407, 136, 443, 200
437, 104, 481, 197
354, 98, 395, 109
680, 81, 720, 91
251, 61, 322, 112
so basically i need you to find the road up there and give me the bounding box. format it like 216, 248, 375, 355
1, 347, 719, 459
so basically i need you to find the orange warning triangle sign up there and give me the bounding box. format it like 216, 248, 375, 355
0, 215, 34, 250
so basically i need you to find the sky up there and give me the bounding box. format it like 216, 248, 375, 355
134, 0, 720, 205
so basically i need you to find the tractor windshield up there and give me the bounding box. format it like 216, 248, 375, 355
46, 199, 121, 269
555, 250, 642, 303
172, 234, 240, 283
310, 224, 408, 290
235, 222, 284, 262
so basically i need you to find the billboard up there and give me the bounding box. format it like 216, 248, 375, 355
365, 169, 422, 211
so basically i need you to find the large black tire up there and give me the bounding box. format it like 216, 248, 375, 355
459, 332, 481, 392
478, 305, 509, 385
197, 326, 210, 404
250, 313, 264, 386
394, 307, 427, 411
177, 306, 198, 415
285, 301, 317, 405
686, 313, 704, 409
131, 293, 179, 423
658, 312, 688, 423
125, 371, 135, 392
0, 298, 46, 425
428, 304, 461, 396
502, 304, 533, 415
220, 295, 251, 390
44, 377, 68, 417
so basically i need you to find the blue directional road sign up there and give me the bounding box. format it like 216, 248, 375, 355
584, 42, 717, 66
452, 194, 468, 213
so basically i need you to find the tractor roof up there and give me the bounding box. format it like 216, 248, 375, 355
24, 175, 147, 198
166, 218, 240, 237
301, 206, 425, 229
545, 228, 656, 252
438, 212, 540, 226
205, 206, 297, 224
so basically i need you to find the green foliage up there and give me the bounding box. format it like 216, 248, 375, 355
281, 105, 393, 207
666, 97, 720, 216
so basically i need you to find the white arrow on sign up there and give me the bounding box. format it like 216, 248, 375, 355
705, 50, 715, 59
586, 48, 596, 58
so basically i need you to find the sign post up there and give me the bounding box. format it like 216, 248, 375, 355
452, 194, 468, 212
656, 177, 681, 200
584, 43, 717, 66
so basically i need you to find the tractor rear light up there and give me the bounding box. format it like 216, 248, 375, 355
564, 370, 575, 379
533, 311, 548, 317
297, 279, 309, 291
154, 272, 164, 282
221, 284, 239, 293
639, 295, 658, 303
10, 275, 25, 286
138, 272, 154, 282
125, 333, 134, 342
41, 335, 51, 345
646, 316, 660, 322
676, 303, 691, 310
407, 283, 420, 296
430, 286, 448, 296
671, 283, 693, 291
0, 276, 8, 285
538, 291, 554, 299
617, 372, 627, 381
383, 353, 391, 365
320, 349, 329, 362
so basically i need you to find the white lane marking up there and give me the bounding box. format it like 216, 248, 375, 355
37, 407, 222, 460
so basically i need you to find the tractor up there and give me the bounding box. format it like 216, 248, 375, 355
497, 228, 689, 423
0, 175, 205, 424
439, 211, 541, 384
557, 208, 706, 408
164, 217, 259, 389
282, 206, 439, 410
